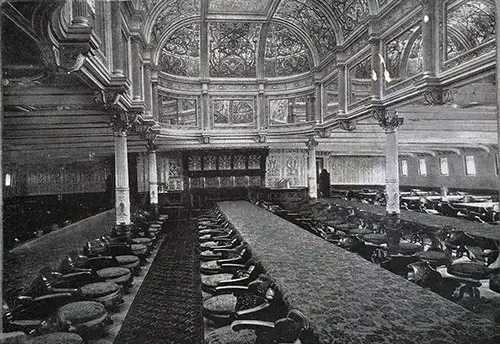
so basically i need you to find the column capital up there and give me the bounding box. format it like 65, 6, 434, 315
373, 108, 403, 132
338, 118, 357, 131
110, 110, 140, 136
306, 135, 318, 150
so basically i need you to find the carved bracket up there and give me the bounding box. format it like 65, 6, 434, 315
253, 134, 266, 143
423, 87, 455, 106
306, 136, 319, 150
199, 135, 210, 144
373, 108, 403, 132
338, 119, 357, 131
95, 88, 127, 111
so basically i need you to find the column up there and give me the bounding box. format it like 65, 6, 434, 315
314, 82, 322, 123
306, 95, 315, 122
422, 0, 437, 77
306, 136, 319, 199
152, 67, 159, 121
492, 1, 500, 270
147, 139, 159, 218
202, 83, 209, 130
111, 113, 132, 237
144, 63, 153, 117
373, 109, 404, 214
257, 83, 266, 129
0, 11, 4, 334
370, 36, 383, 100
72, 0, 89, 26
111, 0, 124, 76
288, 99, 296, 123
337, 61, 347, 115
131, 37, 143, 100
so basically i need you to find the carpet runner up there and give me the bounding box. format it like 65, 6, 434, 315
113, 220, 204, 344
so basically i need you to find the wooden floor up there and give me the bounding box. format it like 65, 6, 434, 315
218, 200, 500, 344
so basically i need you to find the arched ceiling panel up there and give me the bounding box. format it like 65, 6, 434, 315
273, 0, 338, 61
264, 21, 313, 77
207, 0, 274, 15
323, 0, 370, 39
148, 0, 201, 43
208, 22, 261, 78
158, 22, 201, 77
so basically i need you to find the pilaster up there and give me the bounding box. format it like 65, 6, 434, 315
306, 136, 319, 199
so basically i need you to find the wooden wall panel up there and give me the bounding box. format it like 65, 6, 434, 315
265, 149, 308, 187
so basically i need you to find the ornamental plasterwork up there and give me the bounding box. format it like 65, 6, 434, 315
274, 0, 337, 62
348, 56, 371, 106
208, 0, 273, 15
265, 22, 313, 77
153, 0, 201, 40
158, 23, 200, 77
379, 0, 422, 33
212, 98, 255, 125
385, 23, 422, 83
325, 0, 370, 39
208, 22, 261, 78
445, 0, 495, 61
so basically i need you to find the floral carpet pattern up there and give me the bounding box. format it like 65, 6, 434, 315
218, 201, 500, 344
112, 220, 204, 344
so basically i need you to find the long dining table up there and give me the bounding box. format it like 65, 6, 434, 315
217, 201, 500, 344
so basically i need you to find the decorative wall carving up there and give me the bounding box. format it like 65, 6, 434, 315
265, 22, 313, 77
137, 153, 184, 193
212, 98, 255, 126
274, 0, 337, 62
379, 0, 421, 34
443, 0, 495, 69
265, 149, 307, 187
348, 55, 371, 107
329, 156, 385, 185
384, 22, 422, 86
208, 22, 261, 77
327, 0, 370, 39
24, 161, 111, 196
208, 0, 273, 14
158, 23, 200, 77
158, 95, 198, 126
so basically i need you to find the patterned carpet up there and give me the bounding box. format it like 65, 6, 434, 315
113, 220, 204, 344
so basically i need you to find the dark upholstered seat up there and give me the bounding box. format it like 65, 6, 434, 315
55, 301, 112, 337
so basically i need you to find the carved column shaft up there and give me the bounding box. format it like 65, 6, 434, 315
202, 86, 209, 130
306, 137, 318, 199
374, 110, 403, 214
114, 130, 131, 229
314, 83, 322, 123
152, 81, 159, 121
144, 63, 152, 117
71, 0, 89, 26
288, 99, 295, 123
422, 0, 437, 77
306, 95, 315, 122
148, 148, 159, 217
131, 38, 143, 100
111, 0, 124, 76
385, 127, 400, 214
257, 84, 266, 129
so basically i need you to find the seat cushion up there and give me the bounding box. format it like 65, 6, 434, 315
132, 237, 152, 246
25, 332, 84, 344
205, 326, 256, 344
96, 267, 131, 285
131, 243, 147, 255
200, 250, 223, 260
362, 233, 387, 245
201, 260, 220, 272
489, 274, 500, 293
397, 242, 423, 255
80, 282, 120, 298
56, 301, 107, 325
115, 255, 140, 265
415, 251, 450, 266
202, 273, 234, 288
447, 262, 492, 280
203, 294, 237, 314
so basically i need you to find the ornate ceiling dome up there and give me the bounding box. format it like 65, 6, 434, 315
144, 0, 373, 79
